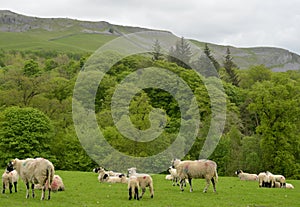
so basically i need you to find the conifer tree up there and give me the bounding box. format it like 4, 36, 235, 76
168, 37, 192, 68
203, 43, 220, 71
223, 47, 240, 86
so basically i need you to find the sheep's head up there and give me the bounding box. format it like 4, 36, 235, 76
127, 167, 137, 176
171, 159, 180, 168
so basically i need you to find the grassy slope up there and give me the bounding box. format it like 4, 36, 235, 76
0, 30, 116, 53
1, 171, 299, 207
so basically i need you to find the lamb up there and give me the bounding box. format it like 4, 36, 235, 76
127, 167, 154, 199
168, 166, 179, 186
258, 172, 268, 187
285, 183, 294, 189
165, 174, 173, 180
172, 158, 218, 193
235, 170, 258, 181
272, 173, 286, 188
128, 176, 139, 200
35, 174, 65, 192
2, 163, 19, 194
102, 174, 128, 184
10, 158, 55, 200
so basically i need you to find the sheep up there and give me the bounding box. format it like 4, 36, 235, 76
168, 166, 179, 186
171, 158, 218, 193
10, 158, 55, 200
285, 183, 294, 189
102, 174, 128, 184
258, 172, 269, 187
93, 167, 123, 177
165, 174, 173, 180
235, 170, 258, 181
265, 171, 276, 188
2, 163, 19, 194
274, 181, 281, 188
128, 176, 139, 200
35, 175, 65, 192
272, 173, 286, 188
127, 167, 154, 199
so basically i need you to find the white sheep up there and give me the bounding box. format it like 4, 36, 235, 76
11, 158, 55, 200
265, 171, 276, 188
165, 174, 173, 180
285, 183, 294, 189
258, 172, 269, 187
235, 170, 258, 181
35, 174, 65, 192
272, 174, 286, 188
128, 176, 139, 200
168, 166, 179, 186
127, 167, 154, 199
2, 163, 19, 194
172, 158, 218, 193
93, 167, 123, 177
102, 174, 128, 184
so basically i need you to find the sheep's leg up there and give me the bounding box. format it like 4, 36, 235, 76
48, 187, 51, 200
13, 182, 17, 192
134, 187, 139, 200
149, 183, 154, 198
41, 186, 45, 200
188, 178, 193, 192
179, 179, 185, 191
211, 178, 217, 193
9, 182, 13, 193
139, 187, 146, 199
203, 179, 210, 193
128, 187, 132, 200
25, 183, 30, 198
2, 182, 5, 194
31, 183, 35, 198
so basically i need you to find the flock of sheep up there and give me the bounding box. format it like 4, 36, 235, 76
94, 158, 219, 200
235, 169, 294, 189
2, 157, 295, 202
2, 158, 64, 200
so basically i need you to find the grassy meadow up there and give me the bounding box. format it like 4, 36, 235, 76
0, 171, 299, 207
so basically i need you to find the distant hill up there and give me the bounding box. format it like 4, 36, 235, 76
0, 10, 299, 71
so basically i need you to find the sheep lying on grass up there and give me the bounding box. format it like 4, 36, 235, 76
128, 176, 139, 200
2, 163, 19, 194
11, 158, 55, 200
35, 174, 65, 192
285, 183, 294, 189
165, 174, 173, 180
172, 158, 218, 193
235, 170, 258, 181
97, 168, 127, 184
127, 167, 154, 199
93, 167, 123, 177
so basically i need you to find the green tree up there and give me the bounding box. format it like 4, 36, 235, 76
168, 37, 192, 68
0, 107, 54, 163
23, 59, 40, 77
152, 39, 163, 61
203, 43, 220, 71
223, 47, 240, 86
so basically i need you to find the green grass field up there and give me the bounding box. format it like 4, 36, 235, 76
0, 171, 299, 207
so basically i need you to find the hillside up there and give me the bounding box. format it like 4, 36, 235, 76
0, 10, 300, 71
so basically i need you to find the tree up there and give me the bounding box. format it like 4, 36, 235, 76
168, 37, 192, 68
152, 39, 163, 61
203, 43, 220, 71
23, 59, 40, 77
223, 47, 240, 86
0, 107, 54, 162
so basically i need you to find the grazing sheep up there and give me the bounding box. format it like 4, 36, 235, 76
272, 174, 286, 188
258, 172, 268, 187
172, 158, 218, 193
235, 170, 258, 181
265, 171, 276, 188
2, 163, 19, 194
127, 167, 154, 199
11, 158, 55, 200
128, 176, 139, 200
35, 175, 65, 192
285, 183, 294, 189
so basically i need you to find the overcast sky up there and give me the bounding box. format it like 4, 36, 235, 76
2, 0, 300, 54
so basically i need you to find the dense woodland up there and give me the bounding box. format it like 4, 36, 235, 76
0, 39, 299, 178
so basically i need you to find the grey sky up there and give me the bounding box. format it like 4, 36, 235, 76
1, 0, 300, 54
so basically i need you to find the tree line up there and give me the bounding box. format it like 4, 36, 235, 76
0, 40, 299, 178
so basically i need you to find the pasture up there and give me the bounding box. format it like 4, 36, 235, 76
1, 171, 299, 207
